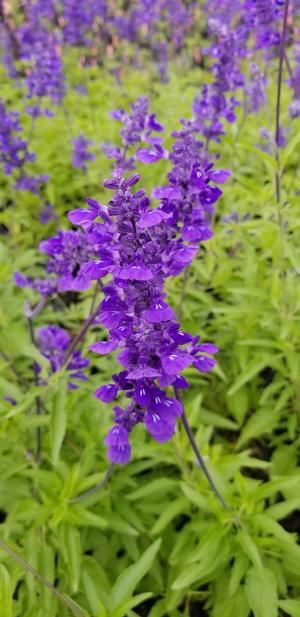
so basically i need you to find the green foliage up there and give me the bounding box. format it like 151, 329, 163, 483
1, 33, 300, 617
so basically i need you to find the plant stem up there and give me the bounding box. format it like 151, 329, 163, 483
0, 538, 87, 617
174, 388, 230, 510
69, 463, 114, 504
275, 0, 290, 203
274, 0, 290, 318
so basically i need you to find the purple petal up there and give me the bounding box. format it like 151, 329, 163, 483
144, 301, 175, 324
168, 324, 193, 345
14, 272, 28, 287
115, 264, 153, 281
104, 425, 129, 446
138, 209, 170, 229
71, 274, 91, 292
191, 166, 206, 188
151, 395, 183, 420
89, 340, 119, 354
209, 169, 231, 184
68, 208, 98, 229
181, 224, 213, 242
193, 356, 216, 373
144, 410, 175, 441
81, 261, 111, 279
198, 343, 219, 354
107, 444, 131, 464
151, 186, 181, 200
127, 367, 161, 379
172, 375, 190, 389
147, 114, 164, 132
161, 351, 193, 375
134, 382, 152, 407
124, 174, 140, 187
136, 145, 165, 164
200, 186, 222, 206
173, 245, 198, 266
94, 384, 118, 403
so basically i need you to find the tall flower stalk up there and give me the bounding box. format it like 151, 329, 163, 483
274, 0, 290, 311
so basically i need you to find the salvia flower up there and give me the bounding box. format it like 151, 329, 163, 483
0, 100, 35, 175
37, 325, 89, 388
71, 134, 96, 171
70, 172, 219, 463
14, 228, 100, 296
153, 119, 230, 242
102, 97, 165, 172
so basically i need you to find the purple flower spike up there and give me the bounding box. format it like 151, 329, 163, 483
37, 326, 89, 387
67, 137, 225, 462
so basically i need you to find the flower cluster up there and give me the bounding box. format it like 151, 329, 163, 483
14, 227, 100, 296
37, 325, 89, 388
25, 37, 65, 105
71, 134, 96, 171
63, 0, 108, 47
102, 96, 165, 172
68, 167, 223, 463
152, 119, 230, 243
0, 100, 35, 176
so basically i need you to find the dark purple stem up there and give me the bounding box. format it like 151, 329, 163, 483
275, 0, 290, 203
174, 388, 230, 510
69, 463, 114, 504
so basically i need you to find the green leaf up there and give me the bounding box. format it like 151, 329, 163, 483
127, 478, 176, 501
39, 544, 56, 611
172, 536, 229, 590
111, 592, 153, 617
81, 556, 111, 614
282, 130, 300, 166
150, 497, 188, 535
228, 357, 275, 396
179, 482, 211, 511
5, 385, 45, 418
237, 405, 280, 447
60, 525, 81, 593
212, 588, 249, 617
186, 525, 226, 565
68, 505, 108, 529
0, 564, 13, 617
110, 539, 161, 610
229, 553, 249, 595
236, 530, 262, 571
266, 498, 300, 520
279, 599, 300, 617
245, 566, 277, 617
51, 377, 68, 465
